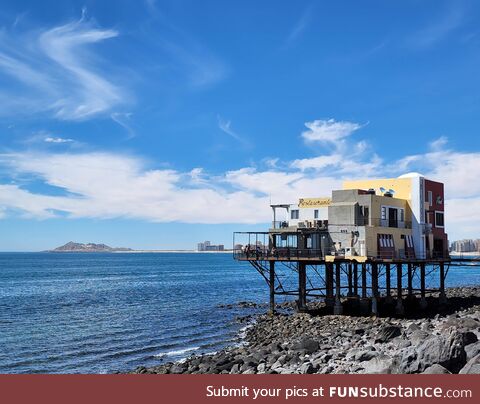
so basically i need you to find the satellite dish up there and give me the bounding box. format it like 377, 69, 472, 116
388, 189, 396, 195
436, 196, 443, 205
380, 187, 386, 193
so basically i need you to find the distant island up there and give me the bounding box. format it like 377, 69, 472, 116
48, 242, 133, 253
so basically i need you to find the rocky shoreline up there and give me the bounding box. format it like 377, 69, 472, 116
133, 287, 480, 375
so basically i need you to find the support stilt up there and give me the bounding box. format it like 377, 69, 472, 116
334, 262, 343, 314
407, 263, 414, 300
371, 262, 379, 316
298, 263, 307, 312
325, 263, 334, 307
353, 262, 359, 297
385, 263, 393, 303
269, 261, 275, 315
420, 262, 427, 309
347, 263, 353, 297
360, 263, 369, 313
395, 263, 404, 315
439, 262, 447, 305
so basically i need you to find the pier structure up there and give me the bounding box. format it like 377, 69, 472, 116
232, 173, 479, 316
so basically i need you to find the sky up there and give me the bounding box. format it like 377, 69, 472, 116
0, 0, 480, 251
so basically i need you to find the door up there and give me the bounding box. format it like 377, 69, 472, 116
388, 208, 398, 228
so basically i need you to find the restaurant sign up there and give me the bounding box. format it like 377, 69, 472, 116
298, 198, 331, 208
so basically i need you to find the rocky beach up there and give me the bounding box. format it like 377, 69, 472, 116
133, 287, 480, 375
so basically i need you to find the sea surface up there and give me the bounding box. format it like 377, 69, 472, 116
0, 252, 479, 374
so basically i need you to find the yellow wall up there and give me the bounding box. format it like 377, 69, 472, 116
365, 227, 412, 258
343, 178, 414, 218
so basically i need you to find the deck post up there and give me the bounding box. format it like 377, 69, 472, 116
395, 263, 404, 315
347, 263, 353, 297
360, 263, 369, 313
439, 262, 447, 305
353, 262, 359, 297
298, 262, 307, 312
385, 263, 392, 303
325, 263, 334, 307
371, 262, 379, 316
334, 262, 343, 314
407, 263, 413, 299
269, 261, 275, 315
420, 262, 427, 309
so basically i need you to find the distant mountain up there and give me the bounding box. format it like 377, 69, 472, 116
48, 241, 133, 252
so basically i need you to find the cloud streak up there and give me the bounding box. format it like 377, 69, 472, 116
0, 16, 126, 120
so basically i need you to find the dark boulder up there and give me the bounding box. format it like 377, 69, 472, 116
375, 325, 402, 343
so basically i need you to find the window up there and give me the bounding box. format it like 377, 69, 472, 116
314, 209, 319, 219
399, 208, 405, 222
435, 211, 444, 228
381, 206, 386, 220
427, 191, 433, 206
291, 209, 299, 220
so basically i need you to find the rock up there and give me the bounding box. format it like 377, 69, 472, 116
355, 350, 379, 362
461, 331, 478, 346
422, 364, 451, 374
465, 342, 480, 361
256, 363, 266, 373
375, 325, 402, 343
407, 323, 421, 333
409, 330, 430, 345
459, 354, 480, 374
300, 362, 315, 374
362, 355, 395, 374
292, 337, 319, 354
169, 363, 186, 374
416, 330, 466, 373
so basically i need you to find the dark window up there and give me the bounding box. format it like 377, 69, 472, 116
291, 209, 299, 219
435, 212, 444, 227
314, 209, 319, 219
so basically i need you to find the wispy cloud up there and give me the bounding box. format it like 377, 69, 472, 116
406, 4, 465, 49
111, 112, 136, 139
44, 136, 74, 144
0, 14, 126, 121
217, 115, 250, 147
301, 119, 363, 143
285, 5, 314, 47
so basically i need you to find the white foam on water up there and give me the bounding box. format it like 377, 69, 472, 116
154, 346, 199, 358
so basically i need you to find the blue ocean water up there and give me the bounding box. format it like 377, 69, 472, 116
0, 252, 479, 374
0, 253, 266, 374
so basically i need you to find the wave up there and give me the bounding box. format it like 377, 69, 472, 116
154, 346, 199, 359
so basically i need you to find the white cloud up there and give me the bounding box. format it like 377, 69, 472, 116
301, 119, 363, 143
44, 137, 74, 143
0, 16, 125, 120
284, 5, 314, 47
0, 124, 479, 241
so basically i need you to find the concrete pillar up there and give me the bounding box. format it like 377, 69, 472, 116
407, 263, 413, 299
334, 262, 343, 314
269, 261, 275, 315
439, 262, 447, 305
395, 263, 404, 315
385, 263, 393, 303
360, 263, 369, 314
353, 262, 359, 297
347, 263, 353, 297
420, 262, 427, 309
371, 262, 379, 316
298, 263, 307, 312
325, 263, 334, 307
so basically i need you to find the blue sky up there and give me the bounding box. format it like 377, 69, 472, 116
1, 0, 480, 251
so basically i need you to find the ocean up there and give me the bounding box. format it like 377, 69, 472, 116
0, 252, 479, 374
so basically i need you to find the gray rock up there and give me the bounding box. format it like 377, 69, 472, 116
375, 325, 402, 343
422, 364, 451, 374
416, 330, 466, 373
465, 341, 480, 361
459, 354, 480, 374
461, 331, 478, 346
300, 362, 315, 374
169, 363, 186, 374
355, 350, 379, 362
409, 330, 431, 345
292, 337, 320, 354
362, 355, 395, 374
256, 363, 266, 372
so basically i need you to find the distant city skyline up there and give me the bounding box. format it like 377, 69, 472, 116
1, 0, 480, 251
